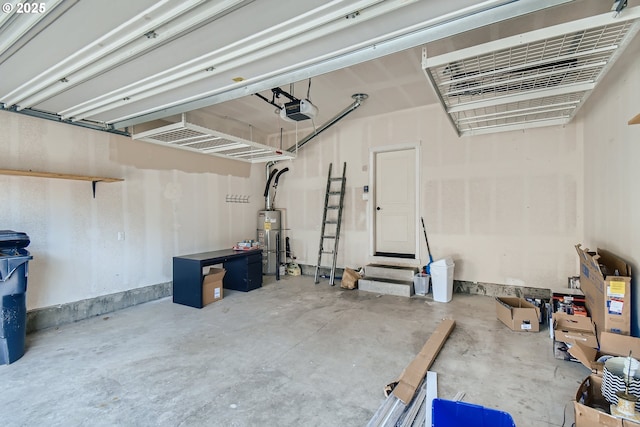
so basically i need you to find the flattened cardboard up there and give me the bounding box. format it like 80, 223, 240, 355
575, 245, 632, 337
393, 319, 455, 404
495, 297, 540, 332
574, 374, 640, 427
553, 312, 598, 348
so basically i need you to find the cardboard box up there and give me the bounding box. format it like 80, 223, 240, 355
553, 312, 598, 348
574, 374, 640, 426
575, 245, 632, 337
572, 333, 640, 426
569, 332, 640, 374
203, 267, 225, 306
495, 297, 540, 332
341, 267, 360, 290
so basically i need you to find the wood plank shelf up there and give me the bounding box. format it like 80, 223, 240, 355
629, 113, 640, 125
0, 169, 124, 197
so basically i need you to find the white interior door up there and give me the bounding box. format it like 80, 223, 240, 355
374, 148, 417, 257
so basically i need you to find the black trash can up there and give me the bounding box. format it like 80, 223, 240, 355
0, 231, 32, 365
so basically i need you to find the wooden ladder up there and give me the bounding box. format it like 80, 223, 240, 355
314, 162, 347, 285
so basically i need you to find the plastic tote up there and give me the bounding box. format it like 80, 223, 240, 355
0, 246, 33, 364
432, 398, 516, 427
430, 258, 454, 303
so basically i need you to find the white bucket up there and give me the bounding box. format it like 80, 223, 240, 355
413, 273, 430, 296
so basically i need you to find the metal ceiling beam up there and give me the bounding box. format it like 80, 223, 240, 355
112, 0, 574, 129
0, 105, 129, 136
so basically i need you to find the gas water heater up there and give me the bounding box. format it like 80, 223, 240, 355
258, 167, 288, 274
257, 209, 281, 275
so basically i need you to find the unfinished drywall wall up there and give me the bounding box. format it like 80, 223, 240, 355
271, 103, 583, 292
578, 33, 640, 336
0, 111, 263, 310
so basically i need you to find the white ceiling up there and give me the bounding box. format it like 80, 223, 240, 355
0, 0, 637, 148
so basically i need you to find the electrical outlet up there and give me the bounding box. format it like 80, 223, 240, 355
117, 232, 125, 241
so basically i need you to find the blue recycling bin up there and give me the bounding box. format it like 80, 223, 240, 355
432, 398, 516, 427
0, 247, 33, 364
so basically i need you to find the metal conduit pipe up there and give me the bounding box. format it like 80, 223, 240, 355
286, 93, 368, 153
264, 93, 368, 208
263, 168, 279, 210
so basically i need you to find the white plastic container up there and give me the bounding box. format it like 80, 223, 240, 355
430, 258, 455, 302
413, 273, 430, 296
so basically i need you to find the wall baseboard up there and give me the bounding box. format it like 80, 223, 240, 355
26, 282, 172, 333
298, 263, 552, 299
454, 280, 551, 299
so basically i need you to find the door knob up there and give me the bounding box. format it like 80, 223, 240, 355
376, 207, 381, 211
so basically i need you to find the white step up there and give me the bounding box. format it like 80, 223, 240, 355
365, 264, 418, 281
358, 278, 414, 298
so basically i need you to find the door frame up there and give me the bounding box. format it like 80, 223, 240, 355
368, 142, 421, 265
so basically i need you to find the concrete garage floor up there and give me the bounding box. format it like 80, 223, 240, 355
1, 275, 587, 427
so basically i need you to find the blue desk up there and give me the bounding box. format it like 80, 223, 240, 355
172, 249, 262, 308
